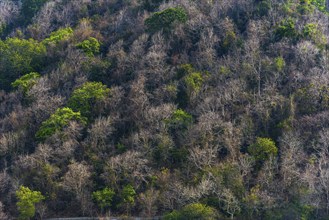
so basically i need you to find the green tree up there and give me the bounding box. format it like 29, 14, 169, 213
166, 109, 193, 130
92, 187, 115, 213
121, 184, 136, 214
67, 82, 110, 119
35, 107, 87, 141
11, 72, 40, 93
164, 203, 218, 220
16, 186, 45, 220
76, 37, 100, 57
248, 137, 278, 161
43, 27, 74, 45
176, 64, 206, 107
145, 7, 188, 33
275, 18, 298, 41
0, 38, 46, 91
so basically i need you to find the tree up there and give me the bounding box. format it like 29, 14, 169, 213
11, 72, 40, 93
121, 184, 136, 215
0, 201, 8, 220
0, 38, 46, 91
145, 7, 188, 33
76, 37, 100, 57
92, 187, 115, 214
16, 186, 45, 220
43, 27, 74, 44
35, 107, 87, 141
248, 137, 278, 162
67, 82, 110, 119
165, 109, 193, 130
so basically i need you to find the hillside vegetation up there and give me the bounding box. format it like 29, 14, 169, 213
0, 0, 329, 219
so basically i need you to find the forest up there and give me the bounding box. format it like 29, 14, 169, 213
0, 0, 329, 219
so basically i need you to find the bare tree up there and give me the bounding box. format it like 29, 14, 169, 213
0, 201, 8, 220
138, 188, 159, 217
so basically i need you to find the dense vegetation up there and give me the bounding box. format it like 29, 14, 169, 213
0, 0, 329, 219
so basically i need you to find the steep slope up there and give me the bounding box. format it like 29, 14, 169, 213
0, 0, 329, 219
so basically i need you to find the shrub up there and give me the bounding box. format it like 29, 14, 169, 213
164, 203, 218, 220
145, 7, 188, 33
274, 56, 285, 72
67, 82, 110, 119
248, 137, 278, 161
35, 107, 87, 141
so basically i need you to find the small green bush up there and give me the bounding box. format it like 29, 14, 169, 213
145, 7, 188, 33
248, 137, 278, 161
36, 107, 87, 141
166, 109, 193, 130
164, 203, 218, 220
274, 56, 285, 72
76, 37, 100, 57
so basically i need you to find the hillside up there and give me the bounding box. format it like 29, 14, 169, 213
0, 0, 329, 219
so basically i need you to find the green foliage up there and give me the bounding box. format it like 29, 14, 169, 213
43, 27, 74, 44
67, 82, 110, 119
145, 7, 188, 33
166, 109, 193, 130
184, 72, 204, 94
35, 107, 87, 141
121, 184, 136, 206
76, 37, 101, 57
274, 56, 285, 72
164, 203, 218, 220
248, 137, 278, 161
176, 64, 194, 79
176, 64, 206, 107
209, 163, 245, 198
310, 0, 327, 11
11, 72, 40, 93
275, 18, 298, 41
0, 38, 46, 91
16, 186, 45, 220
298, 0, 315, 14
303, 23, 326, 47
92, 187, 115, 211
222, 30, 237, 51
